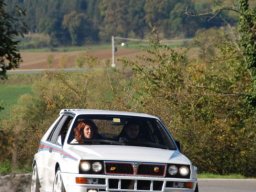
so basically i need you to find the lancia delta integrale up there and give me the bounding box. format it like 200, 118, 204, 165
31, 109, 199, 192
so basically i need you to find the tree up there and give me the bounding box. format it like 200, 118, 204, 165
126, 0, 146, 38
99, 0, 130, 41
0, 0, 26, 79
120, 24, 256, 176
238, 0, 256, 105
63, 11, 97, 45
144, 0, 173, 37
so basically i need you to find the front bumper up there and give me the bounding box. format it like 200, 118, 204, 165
61, 173, 197, 192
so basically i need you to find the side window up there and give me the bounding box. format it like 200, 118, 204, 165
57, 116, 73, 145
47, 115, 74, 145
47, 116, 65, 142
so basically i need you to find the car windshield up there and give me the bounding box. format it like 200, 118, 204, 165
68, 115, 176, 150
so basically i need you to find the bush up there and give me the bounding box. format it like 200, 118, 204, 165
0, 160, 12, 175
19, 33, 51, 49
0, 67, 132, 169
120, 38, 256, 177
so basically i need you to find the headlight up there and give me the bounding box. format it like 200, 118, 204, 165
179, 166, 189, 176
92, 162, 103, 173
80, 161, 91, 172
168, 165, 178, 175
79, 160, 104, 174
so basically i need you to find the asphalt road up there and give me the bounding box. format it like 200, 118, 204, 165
8, 68, 87, 74
199, 179, 256, 192
0, 174, 255, 192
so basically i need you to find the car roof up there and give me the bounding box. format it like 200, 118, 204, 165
60, 109, 159, 119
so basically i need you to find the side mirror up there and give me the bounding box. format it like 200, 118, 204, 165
175, 140, 181, 151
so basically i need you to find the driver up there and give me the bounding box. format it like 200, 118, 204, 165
119, 122, 141, 141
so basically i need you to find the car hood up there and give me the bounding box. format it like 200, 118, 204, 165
66, 145, 191, 164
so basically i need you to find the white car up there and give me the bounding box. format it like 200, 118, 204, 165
31, 109, 199, 192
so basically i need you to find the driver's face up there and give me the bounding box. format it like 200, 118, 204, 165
126, 125, 140, 139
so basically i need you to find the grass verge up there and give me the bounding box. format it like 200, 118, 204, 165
198, 173, 246, 179
0, 160, 32, 175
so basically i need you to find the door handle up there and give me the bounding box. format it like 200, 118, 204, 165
49, 148, 53, 153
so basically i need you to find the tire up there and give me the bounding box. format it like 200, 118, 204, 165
53, 169, 65, 192
31, 164, 40, 192
194, 184, 199, 192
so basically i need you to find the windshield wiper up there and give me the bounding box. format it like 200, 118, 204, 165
125, 141, 170, 149
83, 139, 125, 145
143, 142, 170, 149
81, 139, 170, 149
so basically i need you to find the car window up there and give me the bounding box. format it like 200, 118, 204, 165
68, 115, 176, 150
47, 116, 64, 142
47, 115, 74, 145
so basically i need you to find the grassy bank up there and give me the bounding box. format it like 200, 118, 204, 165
198, 173, 246, 179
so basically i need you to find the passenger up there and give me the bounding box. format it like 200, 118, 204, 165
71, 120, 99, 144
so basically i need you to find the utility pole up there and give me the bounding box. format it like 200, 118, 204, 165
111, 36, 116, 68
111, 36, 149, 68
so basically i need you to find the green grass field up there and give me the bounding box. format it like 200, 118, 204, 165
0, 84, 32, 119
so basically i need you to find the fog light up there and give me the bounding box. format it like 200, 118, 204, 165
92, 162, 103, 173
173, 182, 185, 188
168, 165, 178, 175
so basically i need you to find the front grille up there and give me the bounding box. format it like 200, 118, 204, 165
108, 179, 164, 191
105, 161, 166, 177
105, 162, 133, 175
138, 164, 165, 176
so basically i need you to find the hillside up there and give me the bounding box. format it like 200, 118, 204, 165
6, 0, 238, 47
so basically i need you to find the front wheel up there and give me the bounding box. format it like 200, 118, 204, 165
53, 169, 65, 192
31, 164, 40, 192
194, 184, 199, 192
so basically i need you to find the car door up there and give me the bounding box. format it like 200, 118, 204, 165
44, 114, 74, 191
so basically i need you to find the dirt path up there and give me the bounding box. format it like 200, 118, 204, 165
20, 48, 142, 69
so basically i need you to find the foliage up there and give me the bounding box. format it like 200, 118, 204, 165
6, 0, 237, 44
0, 160, 12, 174
238, 0, 256, 105
190, 28, 227, 63
120, 30, 256, 176
0, 38, 256, 176
0, 66, 131, 168
63, 11, 98, 45
2, 72, 90, 168
47, 54, 54, 68
0, 85, 32, 119
75, 54, 86, 68
0, 0, 26, 79
99, 0, 129, 40
0, 100, 3, 112
1, 0, 256, 177
19, 33, 51, 49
